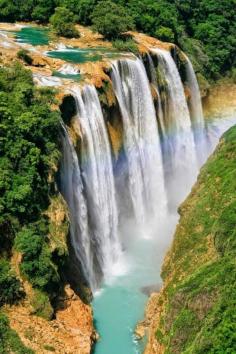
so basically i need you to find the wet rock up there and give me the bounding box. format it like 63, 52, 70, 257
141, 284, 162, 296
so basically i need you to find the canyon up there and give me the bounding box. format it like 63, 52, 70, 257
0, 22, 235, 354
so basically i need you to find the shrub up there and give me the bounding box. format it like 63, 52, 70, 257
0, 259, 23, 306
60, 0, 96, 26
112, 39, 138, 54
154, 26, 174, 42
14, 221, 60, 292
49, 7, 80, 38
17, 49, 33, 65
231, 68, 236, 83
91, 0, 134, 40
30, 290, 53, 320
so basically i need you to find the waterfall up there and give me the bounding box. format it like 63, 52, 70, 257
110, 58, 167, 230
152, 48, 198, 208
59, 50, 206, 292
60, 123, 94, 287
60, 85, 121, 291
184, 56, 208, 165
72, 85, 121, 289
146, 53, 166, 136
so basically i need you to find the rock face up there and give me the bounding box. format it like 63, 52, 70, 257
6, 285, 95, 354
203, 81, 236, 118
6, 194, 95, 354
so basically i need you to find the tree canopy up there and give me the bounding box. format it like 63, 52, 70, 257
0, 63, 66, 306
91, 0, 134, 39
49, 6, 80, 38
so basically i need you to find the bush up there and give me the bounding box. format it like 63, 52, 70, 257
17, 49, 33, 65
59, 0, 97, 25
30, 290, 53, 320
0, 63, 65, 307
14, 221, 60, 292
49, 6, 80, 38
91, 0, 134, 40
112, 39, 139, 54
231, 68, 236, 83
0, 259, 23, 306
154, 26, 174, 42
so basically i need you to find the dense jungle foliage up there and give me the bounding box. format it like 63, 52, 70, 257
0, 0, 235, 79
0, 63, 69, 338
156, 126, 236, 353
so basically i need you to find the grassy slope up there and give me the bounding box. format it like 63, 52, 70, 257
156, 125, 236, 353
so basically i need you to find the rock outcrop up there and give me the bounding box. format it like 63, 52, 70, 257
6, 285, 95, 354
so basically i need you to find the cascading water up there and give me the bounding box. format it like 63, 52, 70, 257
58, 48, 232, 354
60, 123, 93, 286
152, 48, 198, 208
60, 85, 121, 291
110, 58, 167, 231
146, 53, 166, 137
184, 55, 209, 165
72, 85, 121, 286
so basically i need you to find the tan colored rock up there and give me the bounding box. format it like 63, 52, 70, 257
203, 81, 236, 119
129, 31, 173, 52
6, 288, 95, 354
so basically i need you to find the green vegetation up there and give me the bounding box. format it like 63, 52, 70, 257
154, 26, 174, 43
156, 126, 236, 353
43, 344, 55, 352
0, 63, 69, 331
17, 49, 33, 65
30, 289, 54, 320
91, 1, 134, 40
49, 6, 80, 38
112, 39, 138, 55
15, 220, 60, 292
0, 312, 34, 354
0, 259, 23, 306
58, 0, 96, 26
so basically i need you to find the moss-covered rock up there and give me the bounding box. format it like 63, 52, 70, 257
30, 289, 53, 320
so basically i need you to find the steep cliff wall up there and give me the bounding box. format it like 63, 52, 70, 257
144, 124, 236, 354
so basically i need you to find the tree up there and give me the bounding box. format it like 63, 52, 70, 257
0, 63, 63, 301
0, 260, 23, 306
60, 0, 97, 25
155, 26, 175, 42
91, 0, 134, 40
49, 6, 80, 38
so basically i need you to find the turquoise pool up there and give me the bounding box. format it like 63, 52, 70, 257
14, 26, 49, 46
92, 216, 178, 354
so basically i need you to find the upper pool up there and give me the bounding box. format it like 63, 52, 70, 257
12, 26, 126, 64
47, 48, 103, 64
47, 47, 121, 64
14, 26, 49, 46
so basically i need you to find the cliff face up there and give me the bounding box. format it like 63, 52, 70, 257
203, 81, 236, 119
144, 124, 236, 354
4, 195, 95, 354
6, 286, 94, 354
